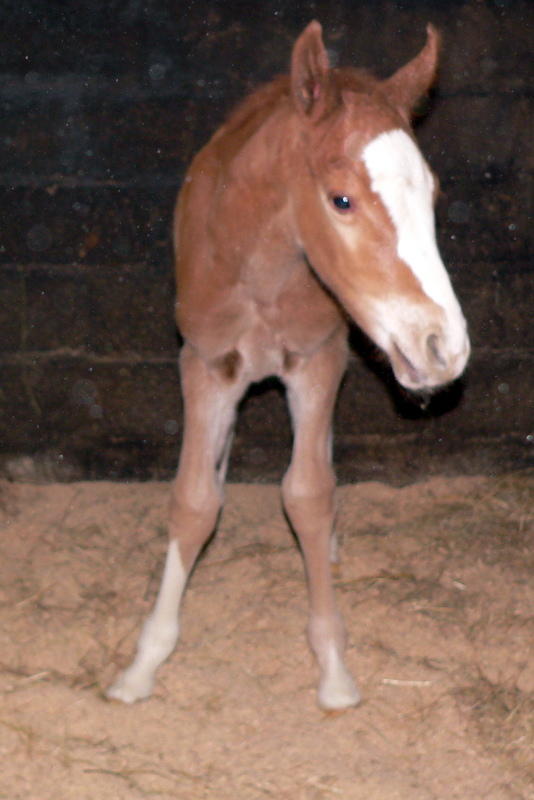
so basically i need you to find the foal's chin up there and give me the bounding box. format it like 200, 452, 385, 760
393, 367, 462, 412
395, 369, 452, 395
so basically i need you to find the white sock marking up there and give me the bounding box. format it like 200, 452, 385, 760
317, 642, 361, 710
107, 540, 186, 703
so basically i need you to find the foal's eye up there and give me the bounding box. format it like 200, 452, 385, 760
330, 195, 354, 213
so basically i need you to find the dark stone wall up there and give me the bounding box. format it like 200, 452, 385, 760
0, 0, 532, 484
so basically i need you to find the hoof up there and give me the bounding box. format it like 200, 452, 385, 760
106, 668, 154, 704
317, 666, 361, 711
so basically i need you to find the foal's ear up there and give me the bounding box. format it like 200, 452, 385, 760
291, 20, 334, 119
383, 24, 440, 118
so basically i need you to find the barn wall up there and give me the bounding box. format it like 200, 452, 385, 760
0, 0, 532, 484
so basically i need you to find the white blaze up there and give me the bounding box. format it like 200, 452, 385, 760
362, 129, 463, 335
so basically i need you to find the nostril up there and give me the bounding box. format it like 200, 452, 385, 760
426, 333, 447, 368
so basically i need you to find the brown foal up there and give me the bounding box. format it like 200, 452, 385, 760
107, 21, 469, 710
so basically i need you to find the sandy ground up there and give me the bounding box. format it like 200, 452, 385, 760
0, 474, 533, 799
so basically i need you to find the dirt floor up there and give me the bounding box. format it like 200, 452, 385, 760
0, 473, 533, 800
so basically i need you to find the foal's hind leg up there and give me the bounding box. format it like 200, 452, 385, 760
282, 329, 360, 710
107, 343, 245, 703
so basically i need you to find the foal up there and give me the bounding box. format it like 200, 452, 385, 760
108, 21, 470, 710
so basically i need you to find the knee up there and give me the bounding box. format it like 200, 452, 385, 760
281, 464, 336, 530
282, 461, 335, 508
168, 480, 222, 568
173, 471, 222, 514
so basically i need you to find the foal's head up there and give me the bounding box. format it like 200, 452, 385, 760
289, 22, 470, 392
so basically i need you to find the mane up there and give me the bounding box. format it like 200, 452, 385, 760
334, 66, 383, 96
213, 75, 292, 143
217, 66, 385, 142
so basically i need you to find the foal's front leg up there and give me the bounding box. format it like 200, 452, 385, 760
282, 329, 360, 710
107, 343, 245, 703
